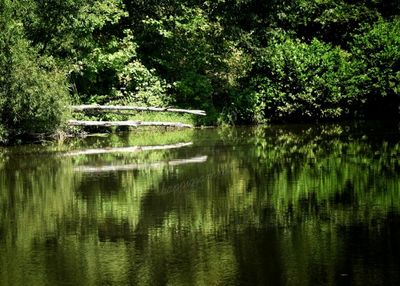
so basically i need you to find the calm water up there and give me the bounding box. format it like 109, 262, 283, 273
1, 122, 400, 286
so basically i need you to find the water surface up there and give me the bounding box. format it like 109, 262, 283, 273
1, 123, 400, 285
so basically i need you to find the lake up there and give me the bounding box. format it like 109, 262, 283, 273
1, 122, 400, 285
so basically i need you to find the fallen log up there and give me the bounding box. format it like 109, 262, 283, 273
68, 120, 193, 128
71, 105, 206, 116
62, 142, 193, 157
74, 156, 208, 173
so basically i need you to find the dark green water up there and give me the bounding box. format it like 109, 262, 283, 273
1, 123, 400, 285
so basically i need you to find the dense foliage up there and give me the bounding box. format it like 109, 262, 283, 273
0, 0, 69, 142
0, 0, 399, 140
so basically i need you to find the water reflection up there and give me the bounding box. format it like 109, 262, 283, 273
1, 123, 400, 285
74, 155, 208, 173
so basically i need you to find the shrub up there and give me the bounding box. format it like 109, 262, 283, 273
248, 35, 366, 121
5, 43, 69, 135
0, 5, 69, 141
351, 17, 400, 99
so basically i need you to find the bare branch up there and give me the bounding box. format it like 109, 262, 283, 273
68, 120, 193, 128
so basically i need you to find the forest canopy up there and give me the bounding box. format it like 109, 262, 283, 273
0, 0, 399, 141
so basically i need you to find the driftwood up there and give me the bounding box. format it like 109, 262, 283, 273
68, 120, 193, 128
63, 142, 193, 157
74, 156, 208, 173
71, 105, 206, 116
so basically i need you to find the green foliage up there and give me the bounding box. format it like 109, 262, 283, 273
0, 1, 69, 142
174, 73, 213, 108
2, 0, 400, 140
140, 6, 228, 109
19, 0, 127, 59
247, 36, 365, 121
18, 0, 170, 108
351, 17, 400, 98
72, 30, 168, 106
269, 0, 380, 46
5, 47, 69, 135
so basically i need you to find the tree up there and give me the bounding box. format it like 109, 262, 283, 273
0, 0, 69, 142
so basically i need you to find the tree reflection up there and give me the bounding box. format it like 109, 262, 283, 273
1, 124, 400, 285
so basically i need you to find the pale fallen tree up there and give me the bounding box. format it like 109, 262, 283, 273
62, 142, 193, 157
68, 120, 193, 128
74, 155, 208, 173
71, 105, 206, 116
